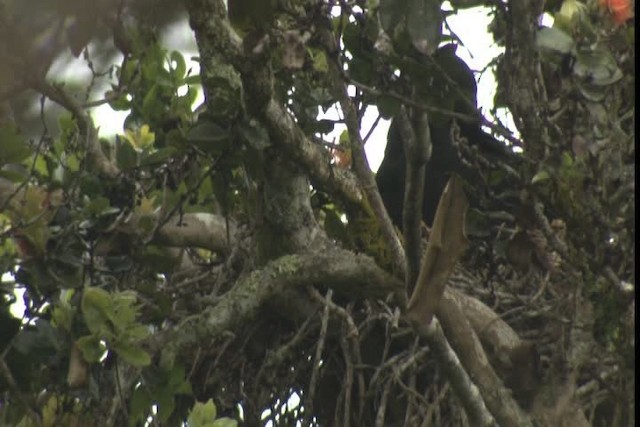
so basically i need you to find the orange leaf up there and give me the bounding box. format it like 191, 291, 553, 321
599, 0, 634, 24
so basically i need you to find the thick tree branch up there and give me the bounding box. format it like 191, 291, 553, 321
413, 318, 496, 426
263, 99, 364, 208
502, 0, 548, 161
437, 292, 533, 427
157, 246, 404, 363
123, 212, 235, 254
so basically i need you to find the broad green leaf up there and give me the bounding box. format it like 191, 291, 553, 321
188, 399, 218, 427
0, 125, 31, 165
184, 75, 202, 85
177, 86, 199, 112
310, 49, 329, 73
535, 27, 574, 55
123, 125, 156, 150
155, 389, 176, 422
123, 324, 150, 341
52, 301, 74, 332
348, 56, 374, 85
116, 135, 139, 169
112, 342, 151, 367
141, 85, 164, 119
81, 287, 111, 334
120, 59, 139, 85
212, 419, 238, 427
129, 387, 153, 426
170, 51, 187, 81
573, 49, 623, 86
108, 291, 139, 327
65, 154, 80, 172
0, 164, 29, 182
168, 364, 187, 387
377, 94, 401, 119
85, 197, 112, 216
107, 91, 132, 111
7, 187, 53, 255
531, 169, 551, 184
187, 121, 231, 153
76, 335, 106, 362
140, 146, 177, 166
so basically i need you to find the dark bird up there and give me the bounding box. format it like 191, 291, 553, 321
375, 44, 508, 228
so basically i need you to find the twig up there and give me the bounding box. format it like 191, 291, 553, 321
340, 325, 353, 427
30, 80, 119, 178
304, 288, 332, 426
349, 79, 523, 148
375, 380, 392, 427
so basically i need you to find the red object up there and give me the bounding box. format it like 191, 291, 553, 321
599, 0, 634, 24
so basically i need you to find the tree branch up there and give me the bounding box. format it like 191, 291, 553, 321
437, 292, 533, 427
30, 80, 120, 178
157, 246, 404, 364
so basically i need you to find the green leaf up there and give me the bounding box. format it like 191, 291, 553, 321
187, 121, 231, 153
141, 85, 165, 119
76, 335, 106, 362
116, 135, 139, 169
51, 299, 74, 332
535, 27, 575, 55
81, 287, 111, 335
108, 290, 139, 327
531, 169, 551, 184
170, 51, 187, 81
177, 86, 199, 112
184, 75, 202, 85
0, 125, 31, 166
310, 49, 329, 73
112, 342, 151, 367
140, 146, 177, 166
155, 389, 176, 422
377, 95, 401, 119
168, 364, 187, 387
121, 323, 149, 341
188, 399, 218, 427
573, 49, 623, 86
85, 197, 113, 217
129, 387, 153, 425
348, 56, 374, 85
212, 419, 238, 427
120, 59, 140, 86
108, 92, 132, 111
